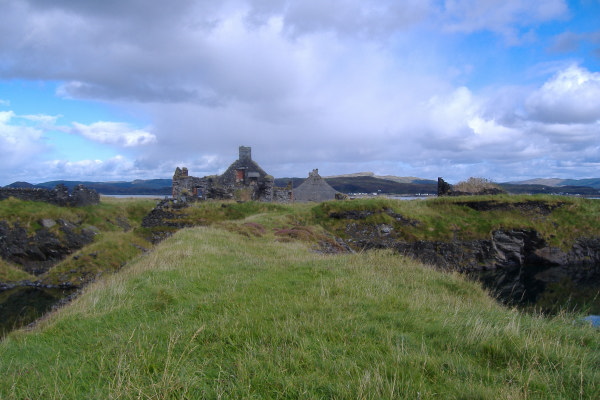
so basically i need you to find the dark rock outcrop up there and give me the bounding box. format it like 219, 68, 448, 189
455, 200, 565, 214
0, 220, 97, 275
343, 221, 600, 306
141, 199, 199, 243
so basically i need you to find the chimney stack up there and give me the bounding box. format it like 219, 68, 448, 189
239, 146, 251, 161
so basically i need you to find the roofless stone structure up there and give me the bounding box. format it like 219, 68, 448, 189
172, 147, 347, 203
293, 169, 341, 202
172, 146, 291, 202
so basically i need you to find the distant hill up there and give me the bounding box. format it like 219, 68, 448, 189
325, 176, 436, 194
561, 178, 600, 189
324, 172, 436, 185
4, 179, 172, 195
4, 181, 36, 189
4, 175, 600, 196
276, 175, 437, 195
508, 178, 600, 189
509, 178, 566, 186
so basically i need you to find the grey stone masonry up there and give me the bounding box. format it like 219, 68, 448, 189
0, 184, 100, 207
172, 146, 292, 202
293, 169, 339, 202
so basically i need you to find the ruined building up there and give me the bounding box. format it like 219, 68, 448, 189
293, 169, 342, 202
0, 184, 100, 207
172, 146, 292, 202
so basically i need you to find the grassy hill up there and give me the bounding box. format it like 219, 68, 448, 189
1, 201, 599, 398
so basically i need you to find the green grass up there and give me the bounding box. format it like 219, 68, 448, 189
1, 225, 598, 399
0, 259, 34, 282
314, 195, 600, 248
169, 200, 293, 225
41, 231, 151, 286
0, 196, 157, 234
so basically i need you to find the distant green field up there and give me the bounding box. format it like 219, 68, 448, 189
1, 221, 598, 399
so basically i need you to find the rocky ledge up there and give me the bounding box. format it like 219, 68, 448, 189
343, 219, 600, 306
140, 199, 200, 243
0, 219, 98, 276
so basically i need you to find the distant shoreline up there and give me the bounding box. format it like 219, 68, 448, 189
101, 194, 167, 199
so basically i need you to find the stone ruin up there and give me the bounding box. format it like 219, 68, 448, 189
172, 146, 292, 202
437, 177, 453, 196
0, 184, 100, 207
293, 169, 344, 202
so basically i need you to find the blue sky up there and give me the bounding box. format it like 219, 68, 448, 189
1, 0, 599, 185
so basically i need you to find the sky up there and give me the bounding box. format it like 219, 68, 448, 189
1, 0, 599, 185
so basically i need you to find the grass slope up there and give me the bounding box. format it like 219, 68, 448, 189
0, 259, 34, 282
1, 224, 598, 399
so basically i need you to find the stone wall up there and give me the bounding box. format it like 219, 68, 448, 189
0, 184, 100, 207
172, 167, 208, 199
272, 187, 293, 203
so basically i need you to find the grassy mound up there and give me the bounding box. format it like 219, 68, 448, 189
1, 224, 598, 399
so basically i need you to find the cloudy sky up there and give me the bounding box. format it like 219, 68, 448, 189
1, 0, 599, 185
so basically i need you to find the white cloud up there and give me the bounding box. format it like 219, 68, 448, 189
0, 110, 48, 181
276, 0, 432, 38
1, 0, 599, 184
22, 114, 62, 127
40, 155, 179, 183
526, 65, 600, 123
418, 87, 526, 160
0, 111, 46, 145
0, 0, 569, 105
0, 110, 14, 124
0, 110, 160, 184
71, 122, 156, 147
44, 156, 132, 179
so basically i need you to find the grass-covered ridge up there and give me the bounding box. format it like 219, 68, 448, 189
142, 194, 600, 249
1, 224, 598, 399
0, 196, 155, 234
3, 194, 599, 287
314, 195, 600, 248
